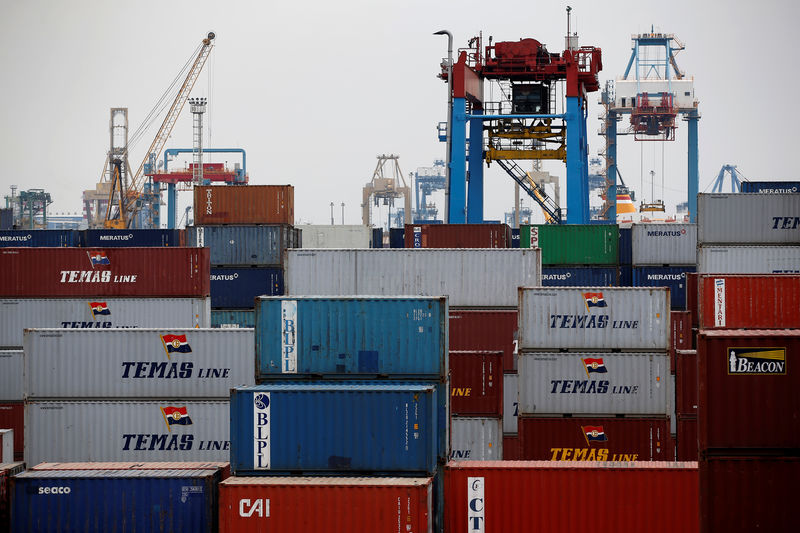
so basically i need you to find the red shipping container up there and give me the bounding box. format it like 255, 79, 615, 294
449, 309, 518, 371
450, 351, 503, 416
686, 272, 699, 327
0, 403, 22, 461
518, 416, 673, 461
698, 329, 800, 452
218, 476, 433, 532
0, 247, 209, 297
404, 223, 512, 248
502, 435, 520, 460
698, 274, 800, 329
700, 456, 797, 533
670, 311, 692, 372
193, 185, 294, 225
0, 462, 24, 533
677, 416, 698, 461
676, 349, 698, 417
445, 461, 699, 533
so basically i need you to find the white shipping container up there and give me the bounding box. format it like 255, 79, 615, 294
300, 225, 374, 248
518, 287, 670, 351
631, 223, 697, 265
517, 352, 670, 416
697, 246, 800, 273
0, 297, 211, 348
24, 329, 254, 399
0, 350, 23, 401
697, 193, 800, 244
286, 249, 541, 308
0, 428, 13, 463
25, 400, 230, 466
450, 417, 502, 461
503, 373, 519, 434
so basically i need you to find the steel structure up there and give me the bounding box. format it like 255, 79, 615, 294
413, 160, 446, 221
361, 154, 411, 227
711, 164, 743, 193
16, 189, 52, 229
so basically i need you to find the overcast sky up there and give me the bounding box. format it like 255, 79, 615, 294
1, 0, 797, 226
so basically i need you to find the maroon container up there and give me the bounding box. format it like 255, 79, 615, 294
0, 462, 24, 532
404, 223, 512, 248
698, 274, 800, 329
449, 309, 518, 371
0, 247, 209, 297
518, 416, 673, 461
677, 416, 698, 461
502, 435, 520, 460
671, 311, 692, 372
450, 351, 503, 416
0, 403, 22, 461
676, 349, 698, 417
686, 272, 699, 327
700, 456, 797, 533
698, 329, 800, 452
193, 185, 294, 225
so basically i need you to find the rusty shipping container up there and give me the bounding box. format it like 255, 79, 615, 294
698, 274, 800, 329
405, 223, 511, 248
677, 416, 698, 461
193, 185, 294, 225
676, 349, 698, 417
502, 434, 520, 459
449, 309, 517, 371
450, 351, 502, 416
0, 404, 22, 461
0, 247, 210, 297
698, 329, 800, 452
445, 461, 699, 533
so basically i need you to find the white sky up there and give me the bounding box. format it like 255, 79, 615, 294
1, 0, 797, 226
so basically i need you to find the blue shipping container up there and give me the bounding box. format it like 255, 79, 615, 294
371, 228, 383, 248
389, 227, 405, 248
619, 265, 633, 287
541, 266, 618, 287
11, 468, 220, 533
230, 382, 439, 475
0, 230, 79, 247
632, 265, 696, 310
186, 225, 298, 266
511, 228, 520, 249
81, 229, 180, 248
0, 208, 12, 230
739, 181, 800, 194
210, 267, 283, 309
211, 309, 256, 328
619, 227, 632, 265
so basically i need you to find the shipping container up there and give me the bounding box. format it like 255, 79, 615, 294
450, 351, 502, 416
631, 223, 697, 265
0, 230, 79, 247
286, 248, 542, 308
697, 245, 800, 273
541, 266, 619, 287
371, 227, 383, 248
187, 225, 299, 265
211, 309, 255, 328
619, 264, 632, 286
389, 227, 404, 248
31, 462, 230, 477
700, 456, 796, 533
193, 185, 294, 225
1, 462, 24, 532
676, 349, 698, 417
211, 267, 283, 308
518, 352, 670, 416
0, 351, 22, 401
230, 383, 439, 475
24, 329, 254, 399
633, 265, 695, 309
255, 296, 447, 378
520, 224, 619, 265
450, 417, 502, 461
510, 228, 520, 248
449, 309, 517, 372
518, 287, 670, 351
0, 247, 210, 297
697, 274, 800, 329
671, 311, 693, 371
24, 400, 229, 466
0, 430, 12, 463
739, 180, 800, 193
698, 329, 800, 452
697, 193, 800, 244
445, 461, 699, 533
687, 272, 699, 327
0, 208, 11, 230
218, 476, 433, 533
0, 297, 210, 348
405, 223, 511, 248
618, 226, 632, 264
518, 416, 673, 461
10, 468, 222, 533
502, 373, 518, 434
502, 434, 520, 459
677, 416, 698, 461
81, 229, 180, 248
0, 404, 22, 461
298, 225, 373, 248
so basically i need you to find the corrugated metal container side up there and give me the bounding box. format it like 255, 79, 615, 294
0, 404, 22, 461
0, 230, 79, 247
677, 416, 698, 461
405, 223, 511, 248
450, 417, 502, 461
186, 225, 298, 265
541, 266, 619, 287
81, 229, 180, 248
218, 476, 433, 533
24, 400, 230, 466
633, 265, 695, 309
0, 297, 210, 348
193, 185, 294, 225
31, 462, 230, 478
450, 351, 502, 416
211, 309, 255, 328
502, 434, 520, 459
671, 311, 693, 372
371, 227, 383, 248
676, 349, 698, 417
511, 228, 520, 248
211, 267, 283, 308
687, 272, 699, 326
445, 461, 699, 533
230, 383, 439, 475
518, 287, 670, 351
285, 249, 542, 308
522, 224, 619, 265
299, 225, 373, 248
517, 352, 670, 416
449, 309, 517, 372
631, 223, 697, 265
700, 456, 797, 533
389, 227, 404, 248
697, 193, 800, 244
24, 329, 255, 399
0, 351, 22, 401
0, 247, 210, 297
619, 265, 632, 286
740, 180, 800, 193
618, 226, 632, 264
697, 245, 800, 273
698, 274, 800, 329
11, 469, 221, 533
518, 416, 673, 461
0, 430, 12, 463
698, 329, 800, 452
502, 373, 518, 434
255, 296, 447, 378
0, 208, 11, 230
1, 462, 24, 533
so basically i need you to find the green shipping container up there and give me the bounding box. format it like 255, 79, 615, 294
520, 225, 619, 265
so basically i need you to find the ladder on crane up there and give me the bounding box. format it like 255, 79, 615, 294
495, 159, 562, 224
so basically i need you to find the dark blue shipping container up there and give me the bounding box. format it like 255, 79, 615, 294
541, 266, 618, 287
81, 229, 180, 248
211, 309, 256, 328
371, 228, 384, 248
230, 382, 439, 475
619, 227, 632, 265
632, 265, 696, 309
389, 227, 405, 248
739, 181, 800, 194
0, 209, 12, 230
11, 468, 220, 532
185, 225, 298, 266
511, 228, 520, 248
619, 265, 633, 287
0, 230, 79, 247
210, 267, 283, 309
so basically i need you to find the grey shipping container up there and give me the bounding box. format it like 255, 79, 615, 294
24, 400, 230, 466
503, 373, 519, 434
24, 329, 255, 399
286, 249, 541, 308
450, 417, 502, 461
0, 297, 210, 348
186, 225, 300, 266
300, 225, 374, 248
1, 429, 13, 462
517, 352, 670, 416
697, 193, 800, 244
697, 246, 800, 274
518, 287, 670, 351
631, 223, 697, 265
0, 351, 22, 401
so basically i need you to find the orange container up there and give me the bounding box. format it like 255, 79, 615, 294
193, 185, 294, 225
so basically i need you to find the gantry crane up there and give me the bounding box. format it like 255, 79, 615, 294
361, 155, 411, 227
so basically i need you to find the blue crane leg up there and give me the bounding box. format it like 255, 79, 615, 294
448, 98, 467, 223
467, 108, 484, 223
